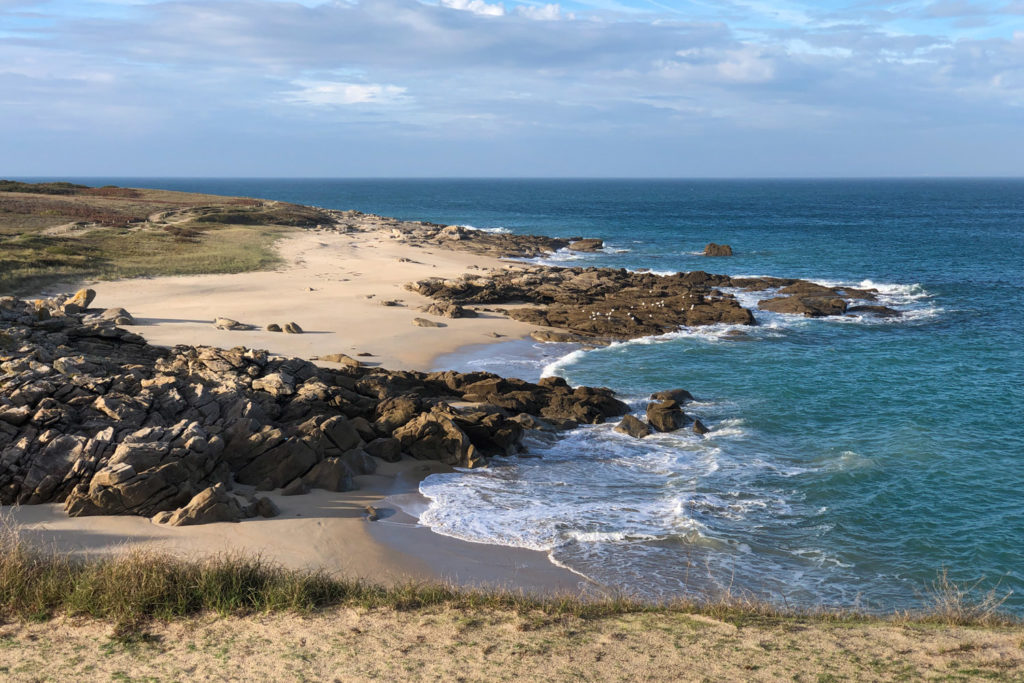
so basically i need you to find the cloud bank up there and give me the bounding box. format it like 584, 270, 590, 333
0, 0, 1021, 176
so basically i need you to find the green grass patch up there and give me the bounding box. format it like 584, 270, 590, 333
0, 224, 291, 294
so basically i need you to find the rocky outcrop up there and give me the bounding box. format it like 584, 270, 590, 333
325, 212, 570, 258
412, 318, 445, 328
420, 302, 477, 319
150, 483, 279, 527
0, 294, 632, 525
703, 243, 733, 257
409, 266, 899, 339
615, 415, 652, 439
569, 239, 604, 252
646, 399, 690, 433
393, 408, 480, 468
758, 296, 847, 317
314, 353, 363, 368
407, 266, 756, 342
651, 388, 694, 404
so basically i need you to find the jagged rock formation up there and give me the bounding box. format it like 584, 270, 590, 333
408, 267, 902, 341
0, 296, 628, 525
407, 266, 757, 341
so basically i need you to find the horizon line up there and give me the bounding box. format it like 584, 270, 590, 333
9, 175, 1024, 182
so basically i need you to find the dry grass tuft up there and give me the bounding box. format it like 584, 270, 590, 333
0, 524, 1018, 628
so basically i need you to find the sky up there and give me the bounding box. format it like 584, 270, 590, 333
1, 0, 1022, 177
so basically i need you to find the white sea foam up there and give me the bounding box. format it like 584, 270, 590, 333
540, 347, 589, 378
564, 530, 661, 544
458, 224, 511, 234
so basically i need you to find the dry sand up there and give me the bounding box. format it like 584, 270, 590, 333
60, 228, 542, 371
8, 227, 584, 595
3, 607, 1022, 682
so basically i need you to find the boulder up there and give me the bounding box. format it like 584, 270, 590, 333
646, 399, 690, 432
778, 282, 836, 297
284, 322, 303, 334
541, 386, 628, 425
214, 317, 248, 331
412, 318, 445, 328
651, 388, 694, 404
157, 484, 245, 526
392, 409, 480, 467
692, 418, 709, 435
615, 415, 652, 439
847, 305, 901, 318
98, 307, 134, 325
250, 496, 280, 518
234, 437, 319, 490
316, 353, 362, 367
67, 288, 97, 309
266, 323, 282, 332
374, 396, 423, 433
320, 415, 363, 452
703, 243, 733, 257
757, 296, 847, 317
568, 239, 604, 252
340, 447, 376, 475
302, 458, 355, 492
251, 372, 296, 397
364, 437, 402, 462
281, 478, 310, 496
349, 417, 378, 442
509, 413, 568, 432
420, 302, 477, 318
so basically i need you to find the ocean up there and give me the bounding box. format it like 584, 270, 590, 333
47, 178, 1024, 613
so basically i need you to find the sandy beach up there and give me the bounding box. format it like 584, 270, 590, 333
44, 228, 544, 372
5, 225, 586, 595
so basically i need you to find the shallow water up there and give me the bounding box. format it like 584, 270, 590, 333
52, 177, 1024, 612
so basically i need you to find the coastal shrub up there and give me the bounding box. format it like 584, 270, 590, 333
0, 180, 89, 195
85, 186, 141, 198
909, 568, 1013, 626
0, 197, 145, 227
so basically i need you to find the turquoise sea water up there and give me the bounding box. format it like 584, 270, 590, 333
42, 178, 1024, 612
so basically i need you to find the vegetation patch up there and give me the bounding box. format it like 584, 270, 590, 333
0, 527, 1016, 629
0, 180, 90, 195
0, 182, 334, 293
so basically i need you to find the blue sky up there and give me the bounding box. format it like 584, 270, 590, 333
1, 0, 1022, 176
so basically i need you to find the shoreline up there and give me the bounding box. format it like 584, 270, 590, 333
2, 184, 966, 613
4, 457, 586, 596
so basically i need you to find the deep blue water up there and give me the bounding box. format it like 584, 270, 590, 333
34, 178, 1024, 613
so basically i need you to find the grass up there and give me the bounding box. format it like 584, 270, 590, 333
0, 225, 290, 294
0, 525, 1017, 629
0, 181, 334, 294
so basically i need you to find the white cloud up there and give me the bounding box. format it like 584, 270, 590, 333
440, 0, 505, 17
516, 3, 562, 20
284, 80, 410, 106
